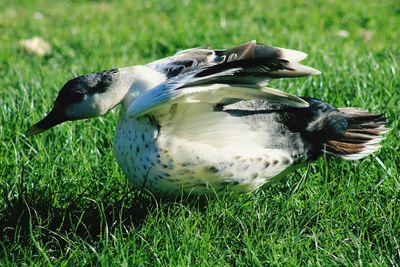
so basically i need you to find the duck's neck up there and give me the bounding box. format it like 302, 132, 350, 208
118, 65, 167, 112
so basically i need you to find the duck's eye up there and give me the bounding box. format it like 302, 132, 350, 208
69, 91, 85, 102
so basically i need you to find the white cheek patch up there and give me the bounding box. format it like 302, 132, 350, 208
65, 84, 130, 119
65, 95, 100, 119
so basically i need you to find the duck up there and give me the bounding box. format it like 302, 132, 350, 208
26, 40, 389, 196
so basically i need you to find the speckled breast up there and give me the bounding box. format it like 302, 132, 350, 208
114, 116, 217, 195
114, 116, 295, 196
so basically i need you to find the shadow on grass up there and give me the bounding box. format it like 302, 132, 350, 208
0, 176, 216, 259
0, 182, 154, 256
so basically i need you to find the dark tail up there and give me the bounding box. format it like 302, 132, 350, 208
292, 98, 390, 160
323, 108, 389, 160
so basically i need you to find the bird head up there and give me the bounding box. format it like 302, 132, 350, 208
26, 68, 125, 136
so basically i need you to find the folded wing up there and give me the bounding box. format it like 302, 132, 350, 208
129, 41, 320, 133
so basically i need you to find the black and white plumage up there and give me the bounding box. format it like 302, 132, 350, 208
26, 41, 389, 195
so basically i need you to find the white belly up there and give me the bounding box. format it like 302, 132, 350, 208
114, 115, 296, 195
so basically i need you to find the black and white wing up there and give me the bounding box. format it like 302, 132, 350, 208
129, 41, 320, 118
146, 40, 319, 81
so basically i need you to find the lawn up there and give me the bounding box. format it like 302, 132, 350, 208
0, 0, 399, 265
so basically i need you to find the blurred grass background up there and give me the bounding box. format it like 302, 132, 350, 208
0, 0, 399, 265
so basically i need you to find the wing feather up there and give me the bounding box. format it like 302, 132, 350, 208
146, 40, 320, 79
127, 83, 308, 119
130, 40, 320, 130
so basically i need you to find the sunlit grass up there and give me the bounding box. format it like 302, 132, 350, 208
0, 0, 399, 265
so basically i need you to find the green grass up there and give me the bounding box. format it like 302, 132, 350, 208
1, 0, 399, 265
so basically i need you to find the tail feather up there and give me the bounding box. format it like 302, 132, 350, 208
325, 108, 389, 160
347, 128, 389, 135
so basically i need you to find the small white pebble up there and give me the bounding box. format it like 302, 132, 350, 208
336, 30, 350, 38
33, 12, 44, 20
19, 37, 51, 56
